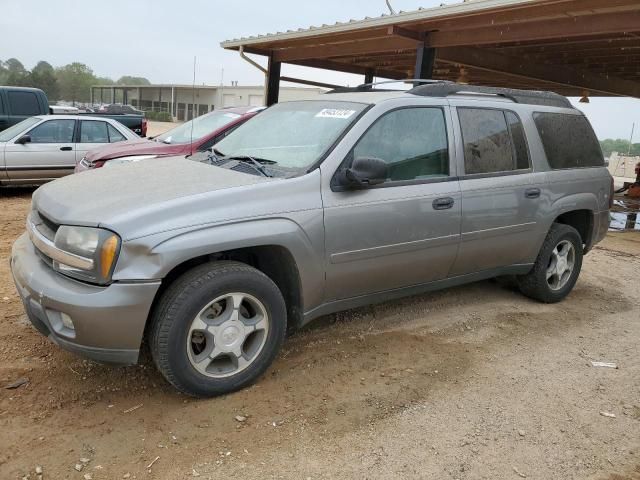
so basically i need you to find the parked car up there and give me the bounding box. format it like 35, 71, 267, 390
75, 106, 263, 172
50, 105, 80, 115
97, 103, 144, 115
11, 83, 612, 397
80, 109, 147, 137
0, 86, 49, 132
0, 115, 138, 185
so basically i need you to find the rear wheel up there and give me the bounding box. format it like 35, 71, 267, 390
149, 261, 287, 397
517, 224, 583, 303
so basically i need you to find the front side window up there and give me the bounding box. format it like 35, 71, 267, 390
8, 91, 41, 116
459, 108, 530, 175
27, 119, 75, 143
80, 120, 109, 143
0, 117, 40, 142
350, 107, 449, 182
533, 112, 603, 169
215, 101, 368, 172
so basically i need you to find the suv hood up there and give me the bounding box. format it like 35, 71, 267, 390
84, 138, 191, 162
33, 157, 271, 238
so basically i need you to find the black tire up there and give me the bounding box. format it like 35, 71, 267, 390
517, 223, 583, 303
149, 261, 287, 397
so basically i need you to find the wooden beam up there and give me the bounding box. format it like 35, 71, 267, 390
437, 46, 640, 97
387, 25, 425, 43
428, 10, 640, 47
274, 36, 418, 62
288, 58, 407, 80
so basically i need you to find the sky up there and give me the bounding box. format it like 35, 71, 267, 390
1, 0, 639, 140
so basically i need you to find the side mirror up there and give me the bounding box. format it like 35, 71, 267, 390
16, 135, 31, 145
335, 157, 388, 190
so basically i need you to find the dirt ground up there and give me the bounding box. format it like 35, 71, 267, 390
1, 188, 639, 480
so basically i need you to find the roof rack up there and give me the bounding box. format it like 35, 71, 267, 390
408, 83, 574, 108
327, 79, 451, 94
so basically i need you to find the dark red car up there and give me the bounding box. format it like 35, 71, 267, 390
75, 106, 264, 172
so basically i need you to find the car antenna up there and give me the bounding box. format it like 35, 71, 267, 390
190, 56, 197, 157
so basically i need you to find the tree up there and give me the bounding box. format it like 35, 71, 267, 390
4, 57, 29, 86
0, 60, 7, 84
600, 138, 640, 158
30, 61, 59, 100
117, 76, 151, 86
55, 62, 96, 104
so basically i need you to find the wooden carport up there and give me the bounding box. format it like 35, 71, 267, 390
221, 0, 640, 105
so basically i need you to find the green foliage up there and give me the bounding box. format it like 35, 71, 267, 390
30, 61, 59, 101
3, 58, 29, 86
55, 62, 97, 104
0, 57, 151, 105
117, 76, 151, 86
96, 76, 116, 86
600, 139, 640, 158
145, 111, 173, 122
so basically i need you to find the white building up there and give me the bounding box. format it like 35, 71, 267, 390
90, 84, 325, 121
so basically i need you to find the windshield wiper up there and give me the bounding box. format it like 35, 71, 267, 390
223, 155, 276, 178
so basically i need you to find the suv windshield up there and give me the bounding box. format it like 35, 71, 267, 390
155, 110, 242, 144
214, 101, 368, 171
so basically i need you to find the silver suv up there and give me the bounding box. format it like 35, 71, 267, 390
11, 83, 612, 397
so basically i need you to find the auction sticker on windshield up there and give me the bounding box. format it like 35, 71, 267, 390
315, 109, 356, 119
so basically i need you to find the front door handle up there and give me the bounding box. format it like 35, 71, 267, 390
60, 146, 73, 151
433, 197, 455, 210
525, 188, 541, 199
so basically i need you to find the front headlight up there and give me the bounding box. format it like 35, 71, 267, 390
102, 155, 158, 168
53, 226, 121, 285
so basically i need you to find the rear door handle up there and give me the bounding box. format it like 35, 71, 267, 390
60, 146, 73, 151
433, 197, 455, 210
525, 188, 541, 199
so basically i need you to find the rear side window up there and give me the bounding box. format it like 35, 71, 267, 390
458, 108, 530, 175
107, 124, 126, 143
351, 107, 450, 182
8, 91, 41, 116
80, 121, 109, 143
533, 112, 603, 169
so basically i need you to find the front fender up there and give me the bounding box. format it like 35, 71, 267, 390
112, 213, 325, 311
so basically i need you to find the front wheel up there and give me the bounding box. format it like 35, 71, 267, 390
517, 224, 583, 303
149, 261, 287, 397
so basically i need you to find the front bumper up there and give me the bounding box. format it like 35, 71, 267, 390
11, 233, 160, 365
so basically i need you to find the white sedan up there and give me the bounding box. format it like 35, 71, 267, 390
0, 115, 138, 185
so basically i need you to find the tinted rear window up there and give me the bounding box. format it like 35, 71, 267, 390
8, 91, 41, 116
533, 113, 603, 169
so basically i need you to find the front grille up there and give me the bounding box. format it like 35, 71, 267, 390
29, 210, 60, 268
38, 211, 59, 239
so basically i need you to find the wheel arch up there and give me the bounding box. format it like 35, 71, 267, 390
137, 218, 324, 335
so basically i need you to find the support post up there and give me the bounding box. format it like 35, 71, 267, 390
171, 87, 175, 120
414, 43, 436, 82
265, 53, 281, 106
111, 87, 116, 104
364, 69, 375, 85
90, 87, 94, 105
